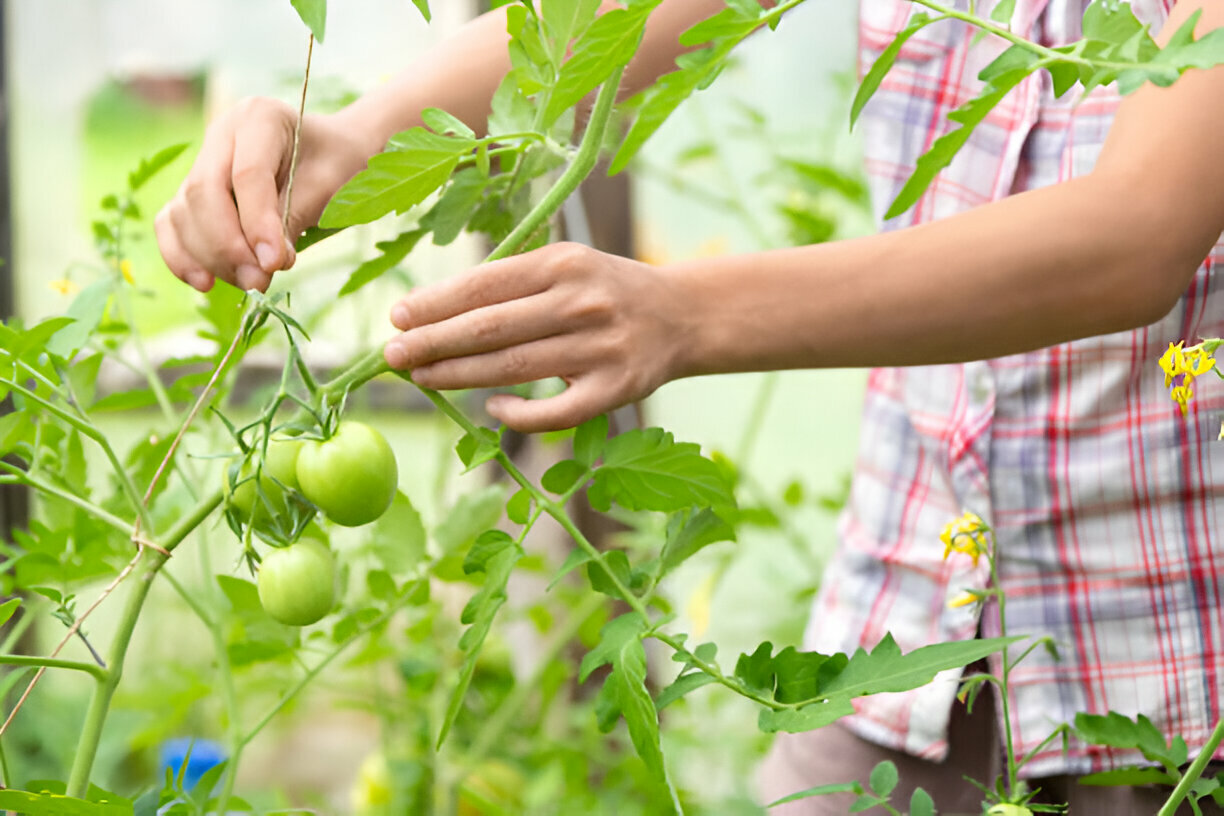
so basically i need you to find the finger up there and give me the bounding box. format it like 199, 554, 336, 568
175, 166, 272, 292
389, 253, 555, 331
406, 335, 597, 391
230, 112, 293, 273
384, 292, 567, 370
155, 206, 215, 293
484, 377, 615, 434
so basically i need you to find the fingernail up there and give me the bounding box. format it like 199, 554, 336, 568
255, 242, 278, 271
391, 302, 410, 327
384, 339, 407, 369
236, 264, 263, 291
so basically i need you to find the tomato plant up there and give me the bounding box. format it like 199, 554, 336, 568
295, 420, 399, 527
0, 2, 1220, 815
256, 536, 337, 626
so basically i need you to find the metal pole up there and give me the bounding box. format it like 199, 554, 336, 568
0, 0, 28, 539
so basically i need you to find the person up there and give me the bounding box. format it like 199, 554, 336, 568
157, 0, 1224, 812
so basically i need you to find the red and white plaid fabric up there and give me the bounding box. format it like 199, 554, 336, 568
804, 0, 1224, 777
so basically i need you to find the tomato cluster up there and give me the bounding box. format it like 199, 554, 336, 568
225, 421, 399, 626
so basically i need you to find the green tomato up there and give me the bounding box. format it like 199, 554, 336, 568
257, 537, 336, 626
296, 421, 398, 527
223, 436, 303, 528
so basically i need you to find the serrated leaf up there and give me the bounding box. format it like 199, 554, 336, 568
852, 13, 937, 126
290, 0, 326, 42
579, 612, 645, 682
542, 0, 601, 65
884, 46, 1038, 220
818, 633, 1020, 700
320, 129, 475, 228
544, 1, 661, 126
659, 507, 735, 575
678, 5, 758, 47
573, 413, 608, 466
613, 637, 670, 788
421, 168, 487, 246
339, 229, 424, 296
587, 427, 734, 513
128, 143, 189, 192
438, 541, 520, 747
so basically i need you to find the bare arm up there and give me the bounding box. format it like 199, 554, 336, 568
156, 0, 724, 292
382, 0, 1224, 430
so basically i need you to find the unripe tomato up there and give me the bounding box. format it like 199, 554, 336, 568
257, 537, 336, 626
224, 436, 303, 527
987, 805, 1034, 816
296, 421, 398, 527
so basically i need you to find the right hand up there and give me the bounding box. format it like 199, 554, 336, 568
156, 97, 374, 293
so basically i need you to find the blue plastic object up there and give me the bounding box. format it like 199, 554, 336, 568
158, 738, 227, 791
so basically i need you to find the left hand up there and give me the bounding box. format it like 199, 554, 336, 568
383, 242, 685, 432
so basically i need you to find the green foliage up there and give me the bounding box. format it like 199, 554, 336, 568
289, 0, 326, 41
587, 427, 736, 513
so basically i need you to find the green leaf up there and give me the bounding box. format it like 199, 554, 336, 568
659, 507, 735, 575
884, 45, 1039, 219
817, 634, 1018, 700
455, 427, 501, 472
678, 5, 758, 47
463, 529, 516, 576
365, 492, 426, 574
438, 539, 521, 747
290, 0, 326, 42
548, 546, 592, 589
544, 1, 662, 126
573, 413, 608, 466
506, 488, 532, 524
868, 760, 898, 797
421, 107, 475, 139
767, 782, 863, 807
339, 229, 424, 296
909, 787, 936, 816
320, 129, 475, 228
410, 0, 430, 22
990, 0, 1017, 25
613, 636, 671, 789
0, 788, 132, 815
587, 427, 735, 513
46, 279, 115, 360
579, 612, 645, 682
585, 550, 637, 601
0, 597, 20, 627
656, 670, 716, 710
541, 458, 588, 494
421, 168, 487, 246
1078, 767, 1176, 787
434, 485, 506, 555
758, 698, 856, 733
128, 143, 189, 192
541, 0, 601, 65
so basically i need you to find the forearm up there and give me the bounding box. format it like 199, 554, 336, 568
672, 172, 1207, 376
331, 0, 731, 154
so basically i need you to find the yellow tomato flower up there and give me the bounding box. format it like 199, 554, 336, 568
1159, 341, 1185, 388
1159, 339, 1219, 415
940, 511, 992, 567
1170, 384, 1194, 416
119, 259, 134, 284
48, 278, 79, 296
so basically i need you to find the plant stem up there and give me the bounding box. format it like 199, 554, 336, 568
1159, 717, 1224, 816
989, 551, 1019, 798
0, 464, 134, 536
66, 551, 165, 797
0, 654, 107, 680
484, 66, 625, 263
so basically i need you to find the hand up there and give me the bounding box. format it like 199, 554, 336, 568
383, 242, 685, 432
156, 98, 375, 293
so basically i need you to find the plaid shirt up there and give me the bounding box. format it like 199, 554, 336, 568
804, 0, 1224, 777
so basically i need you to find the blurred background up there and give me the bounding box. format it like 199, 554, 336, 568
4, 1, 869, 811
